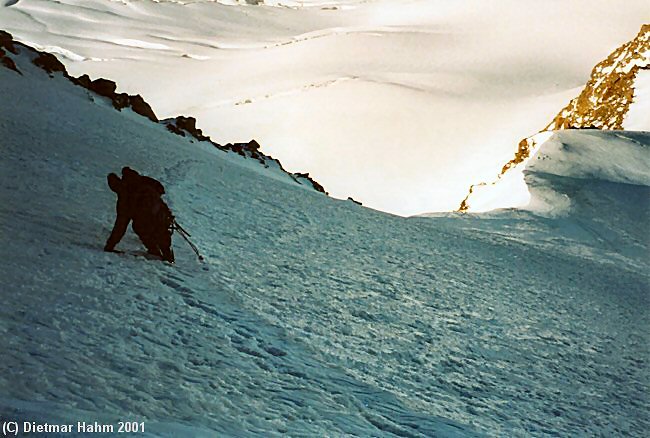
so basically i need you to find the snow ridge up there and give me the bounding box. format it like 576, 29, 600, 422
460, 24, 650, 212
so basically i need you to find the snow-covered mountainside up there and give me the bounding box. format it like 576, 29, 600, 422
460, 24, 650, 212
2, 0, 648, 215
2, 37, 649, 436
0, 31, 327, 195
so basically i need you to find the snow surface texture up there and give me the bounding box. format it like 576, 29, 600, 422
2, 0, 649, 215
2, 37, 650, 437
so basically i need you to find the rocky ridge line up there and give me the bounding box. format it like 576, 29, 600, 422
0, 30, 328, 195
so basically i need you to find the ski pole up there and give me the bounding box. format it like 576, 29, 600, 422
173, 220, 204, 261
173, 220, 191, 237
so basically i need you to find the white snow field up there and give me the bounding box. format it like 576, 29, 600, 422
1, 37, 649, 436
625, 69, 650, 131
1, 0, 649, 215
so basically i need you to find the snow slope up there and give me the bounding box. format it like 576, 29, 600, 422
2, 37, 649, 436
448, 130, 650, 266
2, 0, 649, 215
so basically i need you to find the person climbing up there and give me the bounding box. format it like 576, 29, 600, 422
104, 166, 175, 263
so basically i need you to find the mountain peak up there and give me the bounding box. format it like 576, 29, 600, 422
459, 24, 650, 212
546, 24, 649, 131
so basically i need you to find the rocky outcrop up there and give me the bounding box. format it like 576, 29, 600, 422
163, 116, 210, 141
32, 51, 66, 75
293, 173, 328, 195
0, 30, 20, 74
0, 48, 20, 74
162, 115, 329, 194
69, 75, 158, 122
459, 24, 650, 212
128, 94, 158, 122
226, 140, 265, 161
0, 30, 18, 54
547, 24, 649, 131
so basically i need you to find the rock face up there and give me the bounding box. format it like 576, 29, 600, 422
547, 24, 649, 130
459, 24, 650, 212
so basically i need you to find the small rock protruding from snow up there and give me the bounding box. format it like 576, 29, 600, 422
292, 172, 328, 195
163, 116, 211, 142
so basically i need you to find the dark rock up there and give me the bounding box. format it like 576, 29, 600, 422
227, 143, 246, 156
244, 139, 261, 152
164, 116, 209, 141
0, 48, 21, 74
32, 52, 66, 74
294, 172, 328, 194
89, 78, 117, 97
165, 123, 185, 136
227, 140, 263, 158
0, 30, 18, 54
177, 116, 198, 132
347, 197, 362, 206
133, 98, 157, 121
72, 74, 92, 89
112, 92, 130, 110
129, 94, 157, 122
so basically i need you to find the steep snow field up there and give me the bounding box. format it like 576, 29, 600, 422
2, 0, 649, 214
2, 39, 649, 436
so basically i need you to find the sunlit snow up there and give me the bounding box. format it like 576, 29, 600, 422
2, 0, 648, 214
624, 69, 650, 130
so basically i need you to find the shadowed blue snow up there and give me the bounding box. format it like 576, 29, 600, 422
0, 44, 649, 436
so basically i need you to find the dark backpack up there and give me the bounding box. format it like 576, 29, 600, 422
130, 179, 174, 233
